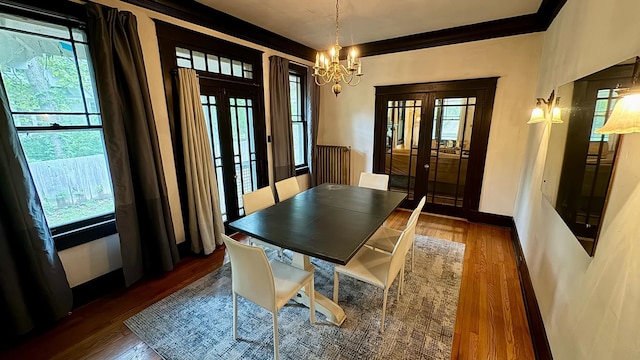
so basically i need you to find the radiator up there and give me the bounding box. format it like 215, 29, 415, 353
315, 145, 351, 185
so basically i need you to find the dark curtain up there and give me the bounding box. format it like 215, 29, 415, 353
86, 3, 178, 286
0, 77, 72, 341
307, 66, 321, 186
269, 56, 295, 181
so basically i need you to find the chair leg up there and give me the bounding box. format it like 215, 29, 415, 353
333, 271, 340, 303
232, 292, 238, 340
309, 277, 316, 324
397, 275, 401, 302
381, 288, 388, 333
411, 241, 415, 272
272, 312, 279, 360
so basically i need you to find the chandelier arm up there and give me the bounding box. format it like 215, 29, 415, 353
346, 75, 362, 87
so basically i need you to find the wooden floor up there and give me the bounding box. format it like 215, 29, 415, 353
0, 211, 535, 360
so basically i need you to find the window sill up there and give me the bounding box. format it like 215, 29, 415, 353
295, 166, 309, 176
54, 219, 117, 251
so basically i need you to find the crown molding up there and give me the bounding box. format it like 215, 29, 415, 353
355, 0, 568, 57
120, 0, 567, 60
121, 0, 317, 61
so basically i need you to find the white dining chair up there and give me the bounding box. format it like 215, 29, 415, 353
333, 214, 416, 333
222, 234, 315, 360
358, 172, 389, 191
274, 177, 300, 201
365, 196, 426, 272
242, 187, 284, 258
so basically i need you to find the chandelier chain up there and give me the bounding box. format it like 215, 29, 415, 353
335, 0, 340, 45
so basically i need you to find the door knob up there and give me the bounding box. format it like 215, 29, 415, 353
424, 164, 430, 170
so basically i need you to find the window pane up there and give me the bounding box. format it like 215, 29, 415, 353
292, 122, 305, 166
192, 51, 206, 71
220, 57, 231, 75
0, 12, 69, 38
18, 130, 114, 228
75, 43, 100, 113
206, 54, 219, 73
177, 58, 192, 68
232, 60, 242, 77
175, 47, 190, 58
0, 28, 85, 113
72, 28, 87, 42
13, 114, 89, 127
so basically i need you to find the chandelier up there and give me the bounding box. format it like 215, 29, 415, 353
313, 0, 363, 96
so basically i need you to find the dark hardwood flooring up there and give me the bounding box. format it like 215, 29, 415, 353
1, 211, 534, 360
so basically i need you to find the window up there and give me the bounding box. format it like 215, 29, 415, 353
289, 65, 308, 172
175, 46, 254, 80
589, 88, 620, 142
0, 12, 115, 248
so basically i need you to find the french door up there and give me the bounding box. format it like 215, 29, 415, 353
200, 83, 268, 222
374, 79, 497, 218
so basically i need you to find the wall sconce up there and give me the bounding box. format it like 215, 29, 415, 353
596, 56, 640, 134
527, 90, 562, 124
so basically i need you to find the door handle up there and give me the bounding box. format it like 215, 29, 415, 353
424, 164, 430, 170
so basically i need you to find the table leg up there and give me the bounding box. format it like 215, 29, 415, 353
291, 252, 346, 326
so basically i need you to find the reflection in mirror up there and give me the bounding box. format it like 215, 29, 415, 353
541, 57, 635, 256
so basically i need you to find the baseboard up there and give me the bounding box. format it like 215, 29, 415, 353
509, 218, 554, 360
466, 209, 512, 228
71, 269, 125, 309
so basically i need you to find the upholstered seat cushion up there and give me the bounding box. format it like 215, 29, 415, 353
366, 226, 402, 253
334, 247, 392, 288
270, 259, 314, 309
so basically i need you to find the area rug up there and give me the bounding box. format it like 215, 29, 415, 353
124, 235, 465, 359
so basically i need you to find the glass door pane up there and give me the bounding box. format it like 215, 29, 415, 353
384, 99, 422, 200
201, 94, 229, 221
427, 97, 476, 208
229, 96, 259, 216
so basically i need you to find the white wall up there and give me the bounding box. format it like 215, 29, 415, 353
318, 33, 544, 216
513, 0, 640, 358
60, 0, 312, 286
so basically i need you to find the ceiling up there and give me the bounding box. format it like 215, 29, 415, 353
196, 0, 543, 50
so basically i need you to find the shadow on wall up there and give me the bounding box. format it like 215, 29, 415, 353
351, 149, 365, 185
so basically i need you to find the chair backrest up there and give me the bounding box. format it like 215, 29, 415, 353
243, 187, 275, 215
358, 172, 389, 191
386, 197, 424, 286
222, 234, 276, 311
275, 177, 300, 201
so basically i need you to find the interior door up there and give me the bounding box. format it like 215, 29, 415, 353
380, 94, 428, 209
420, 91, 485, 217
200, 84, 267, 222
374, 79, 497, 219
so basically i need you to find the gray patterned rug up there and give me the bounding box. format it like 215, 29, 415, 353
124, 235, 465, 359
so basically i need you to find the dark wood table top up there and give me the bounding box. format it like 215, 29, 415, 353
228, 183, 407, 265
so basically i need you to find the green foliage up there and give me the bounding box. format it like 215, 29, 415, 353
18, 131, 105, 162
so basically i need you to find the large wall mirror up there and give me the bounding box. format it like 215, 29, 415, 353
541, 57, 635, 256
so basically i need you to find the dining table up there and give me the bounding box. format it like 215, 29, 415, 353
228, 183, 406, 326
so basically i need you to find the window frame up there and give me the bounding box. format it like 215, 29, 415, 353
0, 7, 116, 251
288, 63, 309, 176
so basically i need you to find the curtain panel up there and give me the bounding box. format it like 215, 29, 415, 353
269, 56, 295, 182
0, 77, 72, 341
86, 3, 178, 286
176, 68, 225, 254
307, 66, 321, 187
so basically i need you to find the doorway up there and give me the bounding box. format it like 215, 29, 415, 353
373, 78, 497, 218
156, 21, 268, 228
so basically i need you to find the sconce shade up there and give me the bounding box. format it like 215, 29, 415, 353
550, 106, 563, 124
527, 107, 546, 124
595, 93, 640, 134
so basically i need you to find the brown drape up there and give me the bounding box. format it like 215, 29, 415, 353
269, 56, 295, 182
86, 3, 178, 286
307, 66, 321, 186
0, 76, 72, 341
